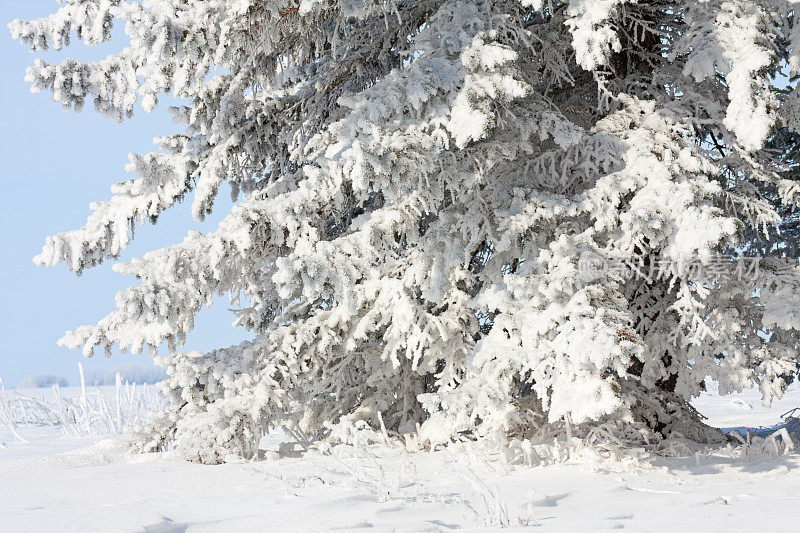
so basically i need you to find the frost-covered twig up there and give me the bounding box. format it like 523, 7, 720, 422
450, 452, 522, 528
0, 375, 30, 444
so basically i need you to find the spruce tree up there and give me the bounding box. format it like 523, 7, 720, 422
11, 0, 800, 462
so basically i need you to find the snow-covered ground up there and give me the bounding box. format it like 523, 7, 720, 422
1, 383, 798, 532
692, 381, 800, 430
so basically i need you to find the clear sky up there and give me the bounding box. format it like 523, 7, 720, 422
1, 1, 246, 386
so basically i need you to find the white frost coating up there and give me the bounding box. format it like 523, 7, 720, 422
446, 37, 528, 148
676, 1, 777, 151
12, 0, 800, 462
715, 2, 775, 151
519, 0, 544, 9
565, 0, 627, 70
299, 0, 324, 16
33, 152, 194, 272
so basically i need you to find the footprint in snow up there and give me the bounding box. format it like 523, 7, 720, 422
730, 398, 753, 410
529, 493, 568, 507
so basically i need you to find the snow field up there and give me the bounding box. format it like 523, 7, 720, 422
0, 381, 798, 532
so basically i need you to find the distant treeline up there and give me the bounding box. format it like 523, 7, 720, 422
17, 365, 166, 388
84, 365, 167, 386
16, 375, 69, 388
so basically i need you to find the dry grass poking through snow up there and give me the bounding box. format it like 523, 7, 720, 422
0, 363, 162, 448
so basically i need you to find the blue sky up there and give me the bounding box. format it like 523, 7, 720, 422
1, 1, 246, 386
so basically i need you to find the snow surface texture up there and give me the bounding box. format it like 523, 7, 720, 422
1, 383, 797, 532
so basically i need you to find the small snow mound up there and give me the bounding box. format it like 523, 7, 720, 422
223, 454, 246, 464
73, 437, 132, 456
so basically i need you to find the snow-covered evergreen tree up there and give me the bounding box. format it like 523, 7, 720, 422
11, 0, 800, 462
